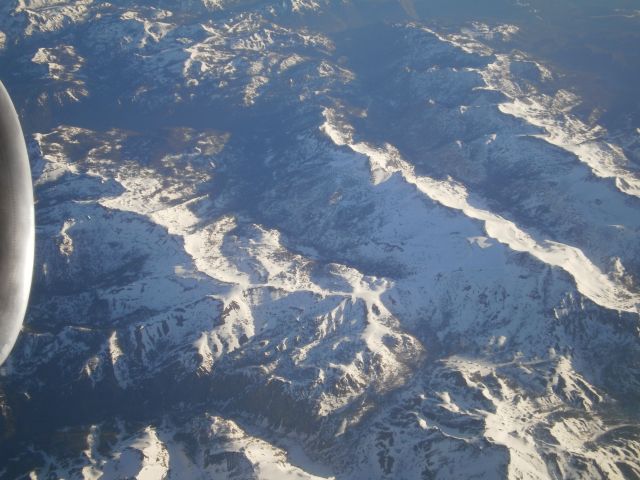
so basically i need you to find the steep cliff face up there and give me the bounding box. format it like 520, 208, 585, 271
1, 1, 639, 479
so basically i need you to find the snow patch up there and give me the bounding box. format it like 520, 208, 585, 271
31, 44, 88, 104
58, 218, 76, 257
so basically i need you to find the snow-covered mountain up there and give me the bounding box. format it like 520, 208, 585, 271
1, 1, 639, 479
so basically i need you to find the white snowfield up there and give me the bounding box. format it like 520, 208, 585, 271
425, 26, 640, 200
71, 419, 334, 480
322, 109, 640, 315
2, 2, 640, 480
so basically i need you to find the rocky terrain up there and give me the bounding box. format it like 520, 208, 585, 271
0, 1, 639, 479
